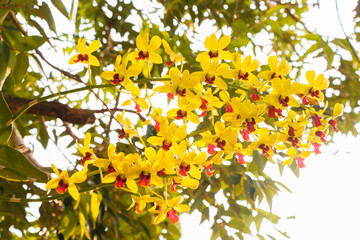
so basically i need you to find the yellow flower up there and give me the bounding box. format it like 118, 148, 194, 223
128, 194, 153, 213
151, 196, 190, 224
129, 33, 162, 64
172, 141, 208, 179
126, 147, 175, 188
167, 97, 200, 124
196, 34, 232, 62
190, 58, 230, 90
162, 39, 184, 66
298, 71, 329, 104
116, 111, 138, 139
69, 37, 101, 66
201, 121, 237, 155
147, 121, 187, 151
76, 132, 95, 166
45, 164, 89, 200
222, 98, 266, 132
223, 53, 260, 82
258, 56, 291, 81
249, 128, 285, 159
283, 148, 311, 168
100, 55, 141, 95
263, 78, 300, 109
100, 149, 138, 193
154, 67, 200, 101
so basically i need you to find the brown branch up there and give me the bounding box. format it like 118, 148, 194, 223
63, 122, 81, 142
10, 124, 50, 175
4, 93, 146, 124
4, 93, 96, 125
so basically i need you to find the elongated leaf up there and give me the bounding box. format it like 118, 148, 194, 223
0, 145, 48, 181
1, 40, 10, 65
13, 53, 29, 83
39, 2, 56, 33
13, 36, 45, 52
0, 92, 12, 144
51, 0, 69, 19
0, 9, 9, 25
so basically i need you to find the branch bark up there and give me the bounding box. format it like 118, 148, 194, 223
4, 93, 96, 125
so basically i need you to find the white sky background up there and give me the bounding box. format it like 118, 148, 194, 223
22, 0, 360, 239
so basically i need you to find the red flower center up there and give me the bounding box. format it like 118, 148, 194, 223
139, 172, 151, 187
74, 54, 89, 63
136, 50, 149, 60
238, 71, 249, 80
115, 175, 127, 188
208, 50, 218, 58
110, 73, 124, 85
175, 87, 186, 97
56, 179, 69, 194
245, 118, 256, 132
81, 152, 92, 165
178, 164, 191, 176
215, 137, 226, 150
107, 164, 116, 173
174, 110, 187, 120
207, 143, 216, 155
259, 144, 270, 158
278, 96, 290, 107
119, 128, 128, 139
157, 168, 166, 177
205, 74, 215, 84
236, 152, 245, 164
162, 140, 173, 151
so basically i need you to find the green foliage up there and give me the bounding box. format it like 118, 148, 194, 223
0, 145, 48, 181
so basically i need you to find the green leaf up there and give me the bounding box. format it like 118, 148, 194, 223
1, 40, 10, 65
39, 2, 56, 33
13, 36, 46, 52
13, 53, 29, 83
0, 9, 9, 25
38, 120, 49, 149
0, 145, 48, 181
0, 92, 12, 144
28, 19, 52, 45
51, 0, 69, 19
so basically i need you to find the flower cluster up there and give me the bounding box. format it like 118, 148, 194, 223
47, 33, 343, 225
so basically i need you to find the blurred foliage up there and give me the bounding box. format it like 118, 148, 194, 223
0, 0, 358, 239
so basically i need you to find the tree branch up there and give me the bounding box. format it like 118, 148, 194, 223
4, 93, 96, 125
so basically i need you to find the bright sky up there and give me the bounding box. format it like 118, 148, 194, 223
22, 0, 360, 239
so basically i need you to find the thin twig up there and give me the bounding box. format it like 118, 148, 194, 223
8, 11, 83, 83
335, 0, 360, 63
63, 122, 81, 142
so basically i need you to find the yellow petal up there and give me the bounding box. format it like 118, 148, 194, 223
333, 103, 344, 118
149, 36, 162, 51
154, 211, 167, 224
268, 56, 278, 71
100, 71, 116, 80
89, 55, 100, 66
68, 183, 79, 200
218, 35, 230, 50
126, 179, 138, 193
174, 205, 190, 212
45, 178, 60, 190
181, 178, 199, 189
87, 40, 101, 53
